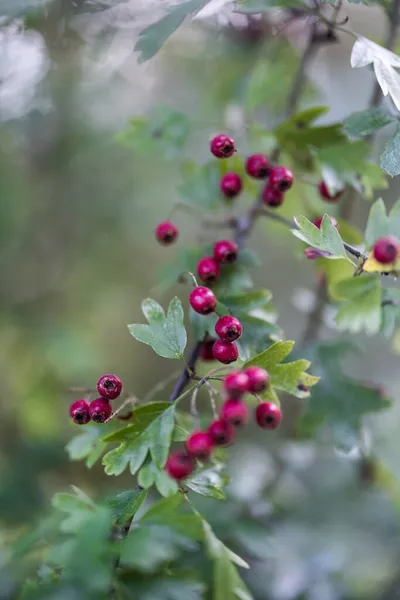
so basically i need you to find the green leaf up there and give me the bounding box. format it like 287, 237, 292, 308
178, 161, 223, 211
157, 245, 204, 292
190, 308, 218, 342
154, 468, 180, 497
103, 402, 172, 442
52, 488, 95, 533
141, 492, 183, 521
292, 215, 348, 260
212, 265, 253, 296
381, 289, 400, 337
119, 573, 205, 600
381, 125, 400, 177
147, 404, 176, 468
234, 0, 299, 12
138, 460, 157, 489
220, 289, 273, 312
103, 438, 149, 476
275, 107, 343, 151
334, 275, 382, 335
66, 423, 106, 468
203, 521, 250, 569
364, 198, 389, 248
128, 297, 187, 359
343, 106, 394, 138
316, 140, 369, 177
107, 489, 147, 526
134, 0, 212, 62
213, 547, 253, 600
185, 464, 229, 500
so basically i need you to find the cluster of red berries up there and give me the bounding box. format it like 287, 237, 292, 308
69, 374, 123, 425
191, 303, 242, 364
166, 365, 282, 480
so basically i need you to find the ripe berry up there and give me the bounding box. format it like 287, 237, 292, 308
318, 180, 343, 202
255, 402, 282, 430
373, 236, 400, 264
208, 419, 235, 446
186, 431, 214, 460
213, 340, 238, 364
215, 315, 243, 342
197, 257, 220, 285
166, 451, 195, 480
200, 339, 216, 361
89, 398, 112, 423
244, 366, 270, 394
97, 374, 123, 400
223, 371, 249, 397
313, 215, 338, 229
189, 286, 217, 315
69, 399, 90, 425
213, 239, 238, 264
210, 134, 235, 158
220, 399, 249, 427
155, 221, 178, 245
262, 185, 284, 207
245, 154, 270, 179
269, 166, 293, 192
220, 172, 243, 199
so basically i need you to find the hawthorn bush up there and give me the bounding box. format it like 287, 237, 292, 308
4, 0, 400, 599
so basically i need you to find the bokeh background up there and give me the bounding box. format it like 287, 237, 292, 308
2, 1, 400, 597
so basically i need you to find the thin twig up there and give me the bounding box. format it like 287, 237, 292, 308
205, 381, 219, 419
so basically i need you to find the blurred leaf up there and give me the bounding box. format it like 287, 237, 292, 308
128, 297, 187, 359
381, 288, 400, 337
354, 161, 388, 199
220, 289, 272, 312
190, 308, 218, 341
66, 423, 106, 468
343, 106, 395, 137
364, 197, 400, 249
292, 215, 349, 260
275, 107, 343, 151
0, 0, 51, 16
334, 275, 382, 335
236, 248, 261, 267
381, 125, 400, 176
203, 521, 249, 568
157, 246, 205, 292
234, 0, 300, 12
178, 161, 223, 211
316, 140, 369, 174
119, 573, 205, 600
52, 488, 95, 534
213, 547, 253, 600
185, 464, 229, 500
141, 491, 183, 521
212, 265, 253, 296
106, 488, 147, 526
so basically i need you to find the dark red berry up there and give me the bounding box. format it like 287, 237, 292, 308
166, 451, 195, 480
223, 371, 249, 397
213, 239, 238, 264
313, 215, 338, 230
189, 286, 217, 315
89, 398, 112, 423
245, 154, 270, 179
255, 402, 282, 430
186, 431, 214, 460
155, 221, 178, 245
262, 185, 284, 207
215, 315, 243, 342
97, 374, 123, 400
220, 399, 249, 427
269, 166, 294, 192
373, 236, 400, 264
212, 340, 238, 364
210, 134, 235, 158
318, 180, 343, 202
69, 399, 90, 425
244, 366, 270, 394
197, 257, 220, 285
200, 339, 216, 361
208, 419, 235, 446
220, 172, 243, 199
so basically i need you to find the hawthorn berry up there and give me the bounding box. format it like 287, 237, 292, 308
97, 374, 123, 400
220, 399, 249, 427
255, 402, 282, 430
166, 451, 195, 480
313, 215, 338, 229
155, 221, 178, 245
220, 172, 243, 199
268, 166, 293, 192
318, 180, 343, 202
89, 398, 112, 423
373, 236, 400, 264
223, 371, 249, 397
213, 239, 238, 264
244, 366, 270, 394
245, 154, 270, 179
212, 340, 238, 364
215, 315, 243, 342
208, 419, 235, 446
200, 339, 216, 361
262, 185, 284, 207
189, 286, 217, 315
210, 134, 235, 158
197, 257, 220, 285
186, 431, 214, 460
69, 399, 90, 425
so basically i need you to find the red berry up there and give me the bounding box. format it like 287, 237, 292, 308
373, 236, 400, 264
210, 134, 235, 158
245, 154, 270, 179
244, 366, 270, 394
166, 451, 195, 480
69, 399, 90, 425
186, 431, 214, 460
313, 215, 338, 230
220, 172, 243, 199
89, 398, 112, 423
269, 166, 294, 192
215, 315, 243, 342
208, 419, 235, 446
213, 239, 238, 264
255, 402, 282, 430
97, 374, 123, 400
200, 339, 216, 361
318, 180, 343, 202
197, 257, 220, 285
262, 185, 284, 207
223, 371, 249, 397
220, 399, 249, 427
155, 221, 178, 245
189, 286, 217, 315
212, 340, 238, 364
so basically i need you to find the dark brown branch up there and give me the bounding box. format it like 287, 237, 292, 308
169, 341, 202, 402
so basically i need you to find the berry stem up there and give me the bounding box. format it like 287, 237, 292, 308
104, 396, 138, 423
180, 271, 199, 288
205, 381, 219, 420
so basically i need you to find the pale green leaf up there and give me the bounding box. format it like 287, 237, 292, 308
343, 106, 394, 138
292, 215, 348, 259
364, 198, 389, 248
185, 465, 229, 500
381, 126, 400, 177
107, 489, 147, 526
334, 275, 382, 335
